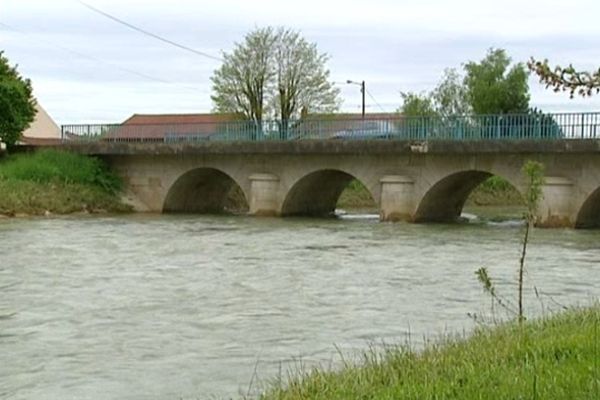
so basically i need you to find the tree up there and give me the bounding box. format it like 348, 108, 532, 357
399, 91, 437, 117
464, 48, 530, 115
399, 68, 471, 118
211, 27, 340, 136
272, 28, 339, 135
528, 58, 600, 98
0, 51, 36, 147
211, 27, 275, 125
432, 68, 471, 117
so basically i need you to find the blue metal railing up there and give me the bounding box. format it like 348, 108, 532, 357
60, 112, 600, 143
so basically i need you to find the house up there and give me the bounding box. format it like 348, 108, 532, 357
102, 113, 240, 141
20, 103, 62, 145
68, 112, 402, 142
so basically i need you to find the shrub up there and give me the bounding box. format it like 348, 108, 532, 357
0, 149, 121, 193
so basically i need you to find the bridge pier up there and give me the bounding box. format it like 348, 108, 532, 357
379, 175, 415, 222
248, 173, 280, 216
537, 177, 575, 228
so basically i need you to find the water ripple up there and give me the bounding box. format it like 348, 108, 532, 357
0, 215, 598, 399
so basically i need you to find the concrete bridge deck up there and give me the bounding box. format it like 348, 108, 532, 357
58, 139, 600, 228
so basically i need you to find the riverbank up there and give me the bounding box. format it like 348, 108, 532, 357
0, 150, 131, 217
260, 306, 599, 399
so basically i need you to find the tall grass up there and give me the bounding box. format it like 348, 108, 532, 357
0, 149, 121, 193
259, 306, 600, 400
0, 150, 128, 215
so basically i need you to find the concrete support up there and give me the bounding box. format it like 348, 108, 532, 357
249, 173, 280, 216
537, 177, 574, 228
379, 175, 415, 222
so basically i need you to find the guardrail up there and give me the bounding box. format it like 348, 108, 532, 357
61, 112, 600, 143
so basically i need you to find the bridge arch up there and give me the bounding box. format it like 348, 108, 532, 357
575, 187, 600, 228
414, 170, 523, 223
281, 169, 376, 217
163, 167, 249, 214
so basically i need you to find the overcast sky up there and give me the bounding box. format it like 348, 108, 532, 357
2, 0, 600, 124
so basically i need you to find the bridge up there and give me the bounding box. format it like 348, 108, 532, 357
60, 112, 600, 228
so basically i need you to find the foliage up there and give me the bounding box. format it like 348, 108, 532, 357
528, 107, 562, 138
0, 180, 130, 215
474, 162, 544, 324
522, 160, 545, 222
211, 27, 275, 124
259, 306, 600, 400
0, 149, 122, 193
464, 48, 530, 115
432, 68, 472, 117
211, 27, 340, 128
0, 150, 128, 215
0, 51, 37, 147
478, 175, 515, 193
528, 58, 600, 98
399, 91, 437, 117
336, 179, 376, 210
399, 68, 470, 118
272, 28, 340, 134
399, 48, 530, 119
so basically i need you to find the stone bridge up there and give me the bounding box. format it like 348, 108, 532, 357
63, 140, 600, 228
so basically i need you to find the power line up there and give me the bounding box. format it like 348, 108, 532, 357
78, 1, 223, 62
0, 21, 206, 93
365, 88, 389, 113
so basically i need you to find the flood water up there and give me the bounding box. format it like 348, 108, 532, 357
1, 214, 598, 399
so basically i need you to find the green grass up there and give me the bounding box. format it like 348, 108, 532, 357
260, 306, 600, 400
467, 176, 524, 207
337, 177, 524, 212
337, 180, 377, 210
0, 149, 130, 215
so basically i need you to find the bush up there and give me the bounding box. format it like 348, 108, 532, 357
0, 149, 121, 193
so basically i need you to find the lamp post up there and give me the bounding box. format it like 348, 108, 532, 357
346, 80, 365, 119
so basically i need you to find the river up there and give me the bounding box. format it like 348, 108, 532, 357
1, 214, 598, 399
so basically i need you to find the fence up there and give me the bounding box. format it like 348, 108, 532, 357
60, 112, 600, 143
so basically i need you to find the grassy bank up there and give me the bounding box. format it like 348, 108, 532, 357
260, 306, 599, 399
467, 176, 524, 207
0, 149, 130, 216
337, 180, 376, 210
337, 176, 524, 212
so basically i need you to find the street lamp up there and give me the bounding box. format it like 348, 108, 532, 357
346, 80, 365, 118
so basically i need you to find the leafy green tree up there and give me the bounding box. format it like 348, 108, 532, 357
211, 27, 340, 136
399, 92, 437, 117
528, 58, 600, 98
464, 48, 530, 115
432, 68, 472, 117
0, 51, 36, 147
399, 68, 471, 118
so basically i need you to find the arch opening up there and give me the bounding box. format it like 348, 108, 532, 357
575, 187, 600, 229
415, 171, 524, 223
282, 170, 376, 217
163, 168, 248, 214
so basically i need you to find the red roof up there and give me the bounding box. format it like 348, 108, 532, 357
122, 113, 238, 125
103, 113, 240, 140
92, 112, 403, 141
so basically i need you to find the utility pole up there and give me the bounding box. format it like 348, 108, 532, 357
347, 80, 366, 119
361, 80, 365, 119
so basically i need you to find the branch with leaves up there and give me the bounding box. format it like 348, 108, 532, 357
528, 58, 600, 98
